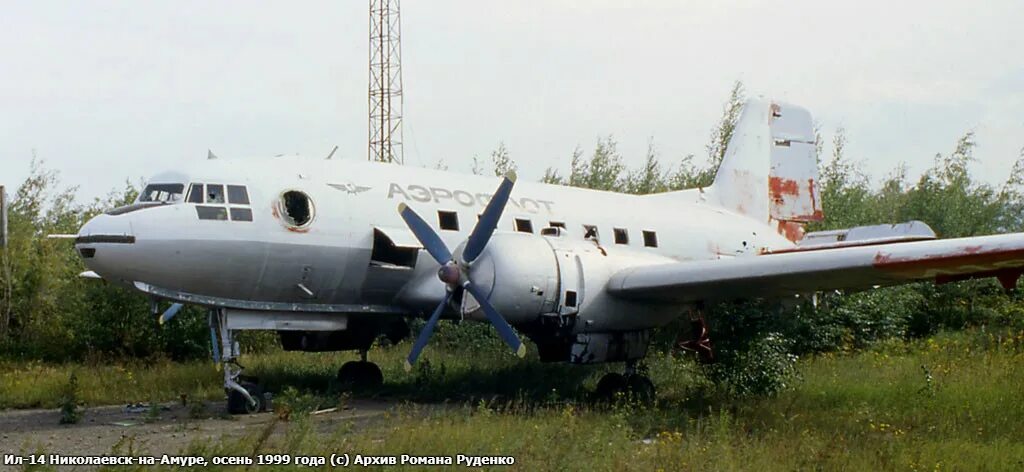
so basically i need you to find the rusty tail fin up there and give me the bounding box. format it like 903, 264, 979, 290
709, 99, 823, 241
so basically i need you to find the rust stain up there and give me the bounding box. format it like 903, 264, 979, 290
936, 268, 1023, 291
806, 178, 824, 221
775, 220, 805, 243
769, 176, 800, 198
873, 246, 1024, 279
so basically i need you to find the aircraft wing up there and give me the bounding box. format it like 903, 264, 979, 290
607, 233, 1024, 303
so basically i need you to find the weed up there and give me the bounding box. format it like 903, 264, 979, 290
57, 372, 82, 424
144, 399, 161, 423
274, 386, 321, 421
187, 394, 208, 419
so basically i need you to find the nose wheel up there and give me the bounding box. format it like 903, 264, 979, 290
337, 351, 384, 390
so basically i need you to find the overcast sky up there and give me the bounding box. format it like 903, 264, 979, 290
2, 0, 1022, 201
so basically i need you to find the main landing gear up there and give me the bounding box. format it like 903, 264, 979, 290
337, 350, 384, 390
595, 360, 655, 403
676, 311, 715, 364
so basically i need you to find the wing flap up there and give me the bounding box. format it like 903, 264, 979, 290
607, 233, 1024, 303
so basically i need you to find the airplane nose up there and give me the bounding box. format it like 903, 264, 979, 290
77, 212, 135, 243
75, 213, 136, 277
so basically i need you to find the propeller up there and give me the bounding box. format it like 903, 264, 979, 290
400, 173, 526, 371
158, 303, 184, 325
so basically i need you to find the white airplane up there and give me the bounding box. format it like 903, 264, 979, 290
69, 100, 1024, 413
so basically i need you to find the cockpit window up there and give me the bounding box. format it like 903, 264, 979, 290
227, 185, 250, 205
138, 183, 185, 203
206, 184, 226, 204
187, 184, 204, 203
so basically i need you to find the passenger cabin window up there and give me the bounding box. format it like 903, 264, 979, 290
643, 230, 658, 248
613, 228, 629, 245
438, 211, 459, 231
549, 221, 566, 229
514, 218, 534, 233
139, 183, 184, 203
227, 185, 250, 205
280, 190, 314, 227
541, 226, 564, 237
206, 184, 226, 204
583, 225, 599, 239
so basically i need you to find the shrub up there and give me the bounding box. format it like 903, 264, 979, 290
58, 372, 82, 424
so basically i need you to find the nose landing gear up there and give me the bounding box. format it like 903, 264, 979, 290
337, 350, 384, 390
210, 309, 268, 415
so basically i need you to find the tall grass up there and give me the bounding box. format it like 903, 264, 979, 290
4, 330, 1024, 470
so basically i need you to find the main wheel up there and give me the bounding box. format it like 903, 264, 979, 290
594, 372, 628, 400
624, 375, 656, 404
338, 361, 384, 390
227, 382, 265, 415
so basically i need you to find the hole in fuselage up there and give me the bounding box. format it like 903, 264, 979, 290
281, 190, 313, 227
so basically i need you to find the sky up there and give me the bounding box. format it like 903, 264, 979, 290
2, 0, 1022, 201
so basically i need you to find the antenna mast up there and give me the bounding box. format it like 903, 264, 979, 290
368, 0, 403, 164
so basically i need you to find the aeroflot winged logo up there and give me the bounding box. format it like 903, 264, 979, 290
327, 182, 373, 195
386, 183, 555, 214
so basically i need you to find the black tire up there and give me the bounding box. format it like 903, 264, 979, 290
337, 361, 361, 384
624, 375, 656, 404
595, 372, 628, 400
357, 362, 384, 389
338, 361, 384, 390
227, 382, 265, 415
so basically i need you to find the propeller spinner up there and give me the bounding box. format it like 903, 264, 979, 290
399, 173, 526, 371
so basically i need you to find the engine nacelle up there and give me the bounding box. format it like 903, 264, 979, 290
462, 233, 560, 324
464, 230, 679, 333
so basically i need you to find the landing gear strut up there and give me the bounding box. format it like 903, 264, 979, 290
595, 360, 655, 403
676, 310, 715, 364
337, 349, 384, 390
210, 309, 267, 414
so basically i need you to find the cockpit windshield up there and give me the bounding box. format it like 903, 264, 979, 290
138, 183, 185, 203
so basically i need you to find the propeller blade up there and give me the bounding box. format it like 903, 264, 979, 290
463, 173, 516, 263
398, 203, 453, 264
159, 303, 184, 325
404, 292, 453, 372
464, 282, 526, 358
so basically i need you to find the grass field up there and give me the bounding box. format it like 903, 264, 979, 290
4, 329, 1024, 470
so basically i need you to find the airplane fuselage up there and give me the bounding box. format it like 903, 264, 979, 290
80, 158, 791, 303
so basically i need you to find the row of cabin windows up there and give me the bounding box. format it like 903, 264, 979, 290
188, 183, 253, 222
434, 210, 658, 248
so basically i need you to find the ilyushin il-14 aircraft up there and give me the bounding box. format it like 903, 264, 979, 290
65, 100, 1024, 413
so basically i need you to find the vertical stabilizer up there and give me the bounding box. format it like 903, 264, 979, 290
711, 100, 822, 241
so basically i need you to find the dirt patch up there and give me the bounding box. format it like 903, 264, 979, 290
0, 398, 393, 459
